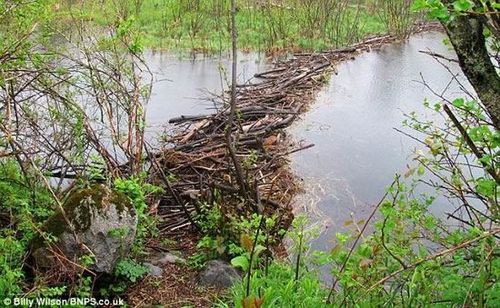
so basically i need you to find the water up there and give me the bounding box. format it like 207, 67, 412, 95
288, 31, 470, 252
144, 51, 269, 141
143, 32, 471, 252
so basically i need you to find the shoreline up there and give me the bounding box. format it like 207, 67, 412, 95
154, 22, 443, 237
126, 22, 446, 306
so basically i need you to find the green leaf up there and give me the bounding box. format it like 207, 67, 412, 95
428, 6, 450, 21
231, 255, 249, 271
476, 179, 496, 197
335, 232, 349, 244
452, 98, 465, 108
418, 165, 426, 176
452, 0, 473, 12
412, 0, 429, 11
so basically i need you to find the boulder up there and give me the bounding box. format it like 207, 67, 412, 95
143, 262, 163, 277
31, 184, 137, 273
198, 260, 241, 288
148, 251, 187, 266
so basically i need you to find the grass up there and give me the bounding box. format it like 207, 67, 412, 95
57, 0, 389, 53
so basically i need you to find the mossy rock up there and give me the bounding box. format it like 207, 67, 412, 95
32, 184, 138, 273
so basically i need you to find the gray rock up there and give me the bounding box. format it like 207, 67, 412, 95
198, 260, 241, 288
150, 252, 186, 266
32, 184, 137, 274
143, 262, 163, 277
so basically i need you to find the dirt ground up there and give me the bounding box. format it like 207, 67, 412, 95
125, 235, 226, 307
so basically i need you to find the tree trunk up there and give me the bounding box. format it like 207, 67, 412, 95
226, 0, 248, 197
441, 16, 500, 129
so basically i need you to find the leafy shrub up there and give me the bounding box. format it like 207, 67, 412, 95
0, 160, 54, 297
114, 176, 163, 254
114, 259, 149, 283
218, 262, 329, 308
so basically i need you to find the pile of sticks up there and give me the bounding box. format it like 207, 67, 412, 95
153, 25, 440, 234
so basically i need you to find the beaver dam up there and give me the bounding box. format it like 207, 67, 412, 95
151, 24, 442, 235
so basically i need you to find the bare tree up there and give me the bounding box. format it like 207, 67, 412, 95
226, 0, 248, 197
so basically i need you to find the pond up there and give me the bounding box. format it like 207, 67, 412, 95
144, 31, 470, 252
288, 31, 470, 252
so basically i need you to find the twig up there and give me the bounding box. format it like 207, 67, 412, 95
326, 176, 399, 303
366, 228, 500, 291
443, 104, 500, 184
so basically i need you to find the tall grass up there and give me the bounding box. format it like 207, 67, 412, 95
59, 0, 417, 52
376, 0, 420, 38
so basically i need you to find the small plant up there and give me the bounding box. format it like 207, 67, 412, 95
73, 254, 96, 297
243, 150, 259, 170
221, 247, 328, 307
230, 234, 266, 272
0, 235, 25, 297
114, 176, 163, 255
0, 160, 54, 298
114, 259, 149, 283
108, 227, 130, 239
188, 252, 211, 270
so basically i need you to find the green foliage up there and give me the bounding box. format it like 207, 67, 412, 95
58, 0, 390, 52
377, 0, 418, 38
230, 237, 266, 272
243, 150, 258, 170
412, 0, 495, 22
114, 177, 163, 255
192, 197, 281, 277
219, 262, 329, 308
0, 235, 25, 297
32, 285, 67, 298
224, 186, 499, 307
194, 199, 277, 259
114, 259, 149, 283
0, 0, 53, 56
221, 215, 328, 308
0, 160, 54, 297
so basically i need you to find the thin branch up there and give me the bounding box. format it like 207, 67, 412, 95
327, 176, 399, 303
367, 228, 500, 291
443, 104, 500, 184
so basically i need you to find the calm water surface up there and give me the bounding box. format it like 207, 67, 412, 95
288, 32, 470, 251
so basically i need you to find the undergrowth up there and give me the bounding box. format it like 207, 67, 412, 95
213, 97, 499, 307
0, 160, 54, 298
0, 160, 162, 299
57, 0, 397, 53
